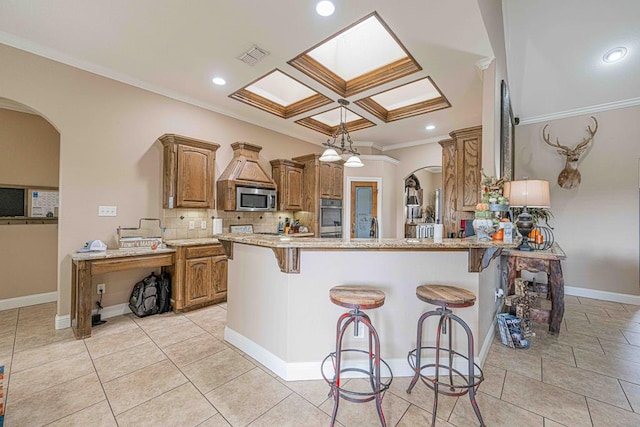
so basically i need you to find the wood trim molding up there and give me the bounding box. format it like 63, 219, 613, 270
229, 89, 331, 119
271, 248, 300, 273
295, 109, 375, 136
220, 240, 234, 260
468, 248, 502, 272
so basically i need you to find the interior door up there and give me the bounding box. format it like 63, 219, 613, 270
350, 181, 378, 238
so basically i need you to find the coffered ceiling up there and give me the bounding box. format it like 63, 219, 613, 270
0, 0, 493, 149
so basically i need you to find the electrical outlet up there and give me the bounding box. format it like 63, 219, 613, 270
97, 283, 106, 294
98, 205, 117, 217
188, 220, 195, 230
200, 220, 207, 230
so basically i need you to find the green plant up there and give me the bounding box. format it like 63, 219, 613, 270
512, 207, 554, 228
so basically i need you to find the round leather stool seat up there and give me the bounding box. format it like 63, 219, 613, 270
416, 285, 476, 308
329, 285, 386, 310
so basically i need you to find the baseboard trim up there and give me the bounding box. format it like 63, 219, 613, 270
54, 302, 132, 330
565, 286, 640, 306
55, 314, 70, 329
478, 321, 496, 367
0, 291, 57, 311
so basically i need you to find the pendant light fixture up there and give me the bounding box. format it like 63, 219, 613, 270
320, 99, 364, 168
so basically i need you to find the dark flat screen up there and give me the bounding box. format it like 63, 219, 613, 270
0, 187, 26, 217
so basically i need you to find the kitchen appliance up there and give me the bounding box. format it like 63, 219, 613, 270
319, 198, 342, 238
236, 186, 276, 212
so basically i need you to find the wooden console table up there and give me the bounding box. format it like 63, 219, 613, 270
503, 243, 566, 334
71, 248, 175, 339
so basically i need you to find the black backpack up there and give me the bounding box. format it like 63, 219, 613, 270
129, 273, 171, 317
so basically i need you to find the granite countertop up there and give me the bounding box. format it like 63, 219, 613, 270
215, 233, 519, 250
71, 247, 176, 261
164, 238, 220, 246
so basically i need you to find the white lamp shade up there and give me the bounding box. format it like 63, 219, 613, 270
319, 148, 341, 162
344, 155, 364, 168
504, 180, 550, 208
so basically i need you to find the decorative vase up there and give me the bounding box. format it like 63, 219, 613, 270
473, 218, 494, 241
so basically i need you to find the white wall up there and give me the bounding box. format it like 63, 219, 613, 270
515, 107, 640, 295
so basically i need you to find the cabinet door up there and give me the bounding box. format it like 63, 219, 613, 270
285, 166, 303, 210
331, 164, 343, 199
319, 163, 333, 199
177, 144, 214, 208
211, 255, 228, 297
455, 131, 481, 212
184, 257, 212, 306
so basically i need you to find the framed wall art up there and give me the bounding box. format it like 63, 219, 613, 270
500, 80, 515, 181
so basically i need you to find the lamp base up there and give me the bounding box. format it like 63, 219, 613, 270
515, 208, 534, 251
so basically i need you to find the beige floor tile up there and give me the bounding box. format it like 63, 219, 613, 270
389, 374, 459, 418
145, 320, 207, 348
587, 397, 640, 427
93, 340, 166, 382
47, 400, 117, 427
199, 414, 232, 427
519, 328, 577, 367
5, 373, 106, 426
84, 327, 151, 359
604, 307, 640, 321
396, 404, 456, 426
586, 314, 640, 333
185, 304, 227, 323
544, 419, 568, 427
450, 390, 544, 427
574, 347, 640, 384
542, 358, 630, 409
278, 378, 332, 407
620, 380, 640, 413
90, 314, 140, 338
17, 302, 56, 320
247, 391, 333, 427
565, 319, 628, 343
182, 347, 255, 394
600, 338, 640, 364
0, 309, 18, 328
117, 382, 217, 427
163, 333, 227, 367
0, 333, 15, 359
102, 359, 188, 415
563, 295, 581, 304
205, 367, 291, 426
478, 363, 506, 398
565, 303, 610, 316
11, 338, 87, 373
7, 351, 94, 402
551, 329, 605, 354
577, 297, 629, 312
13, 327, 75, 352
622, 329, 640, 346
132, 311, 190, 332
562, 310, 589, 321
319, 378, 410, 427
502, 372, 592, 427
485, 343, 542, 380
621, 304, 640, 314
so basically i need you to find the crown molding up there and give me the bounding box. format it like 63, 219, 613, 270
0, 98, 39, 115
359, 154, 400, 165
352, 141, 384, 152
381, 134, 450, 152
475, 56, 495, 71
518, 97, 640, 125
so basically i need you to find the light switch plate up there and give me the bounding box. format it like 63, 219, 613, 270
200, 220, 207, 229
98, 205, 117, 217
188, 220, 195, 230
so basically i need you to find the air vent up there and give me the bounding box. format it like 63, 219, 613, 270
238, 45, 269, 66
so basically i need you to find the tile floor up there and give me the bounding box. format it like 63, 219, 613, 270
2, 296, 640, 426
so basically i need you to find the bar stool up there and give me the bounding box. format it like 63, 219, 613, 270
321, 285, 393, 427
406, 284, 485, 426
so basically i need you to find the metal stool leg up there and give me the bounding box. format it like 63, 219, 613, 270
329, 312, 354, 427
359, 314, 387, 427
431, 311, 447, 427
406, 309, 439, 394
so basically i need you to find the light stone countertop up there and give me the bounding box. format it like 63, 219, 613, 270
164, 238, 220, 247
71, 247, 175, 261
215, 233, 519, 250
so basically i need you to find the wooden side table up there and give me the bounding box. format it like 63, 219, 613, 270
502, 243, 567, 334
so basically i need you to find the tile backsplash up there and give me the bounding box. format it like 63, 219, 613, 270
162, 209, 314, 239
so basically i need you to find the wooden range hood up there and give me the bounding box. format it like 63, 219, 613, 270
216, 142, 276, 211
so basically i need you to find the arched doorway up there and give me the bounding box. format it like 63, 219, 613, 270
402, 166, 442, 237
0, 97, 61, 310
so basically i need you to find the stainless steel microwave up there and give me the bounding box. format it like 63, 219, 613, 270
236, 186, 277, 212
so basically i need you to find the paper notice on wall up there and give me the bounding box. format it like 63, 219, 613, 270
30, 190, 59, 217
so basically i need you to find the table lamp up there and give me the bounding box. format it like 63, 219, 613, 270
503, 179, 550, 251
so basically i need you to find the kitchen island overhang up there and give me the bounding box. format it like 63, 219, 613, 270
217, 234, 517, 381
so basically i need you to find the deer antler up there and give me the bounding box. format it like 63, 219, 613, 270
573, 116, 598, 153
542, 124, 571, 152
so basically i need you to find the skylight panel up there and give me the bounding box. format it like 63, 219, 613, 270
371, 79, 441, 110
245, 70, 316, 106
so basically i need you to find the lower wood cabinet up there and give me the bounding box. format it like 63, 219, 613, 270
167, 243, 228, 311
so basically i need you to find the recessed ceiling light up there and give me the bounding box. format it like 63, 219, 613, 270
316, 1, 335, 17
603, 47, 627, 63
425, 125, 436, 130
212, 77, 226, 86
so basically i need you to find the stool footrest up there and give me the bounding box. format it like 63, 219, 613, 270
407, 346, 484, 397
321, 349, 393, 403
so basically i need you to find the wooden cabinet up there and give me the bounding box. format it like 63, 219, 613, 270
160, 134, 220, 209
292, 154, 344, 236
319, 162, 343, 199
439, 126, 481, 236
166, 243, 227, 311
270, 159, 304, 211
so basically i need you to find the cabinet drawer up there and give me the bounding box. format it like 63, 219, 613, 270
185, 244, 225, 258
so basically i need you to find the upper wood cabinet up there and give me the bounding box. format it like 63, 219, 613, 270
160, 134, 220, 209
439, 126, 482, 236
270, 159, 304, 211
319, 162, 343, 200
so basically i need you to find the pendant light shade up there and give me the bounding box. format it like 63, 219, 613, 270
319, 148, 341, 162
344, 155, 364, 168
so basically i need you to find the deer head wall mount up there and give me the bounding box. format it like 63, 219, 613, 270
542, 116, 598, 189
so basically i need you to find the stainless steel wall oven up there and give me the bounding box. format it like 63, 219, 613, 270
319, 198, 342, 238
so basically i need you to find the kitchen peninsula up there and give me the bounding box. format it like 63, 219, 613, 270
216, 234, 517, 381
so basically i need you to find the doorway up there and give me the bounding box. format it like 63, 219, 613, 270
350, 181, 378, 238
